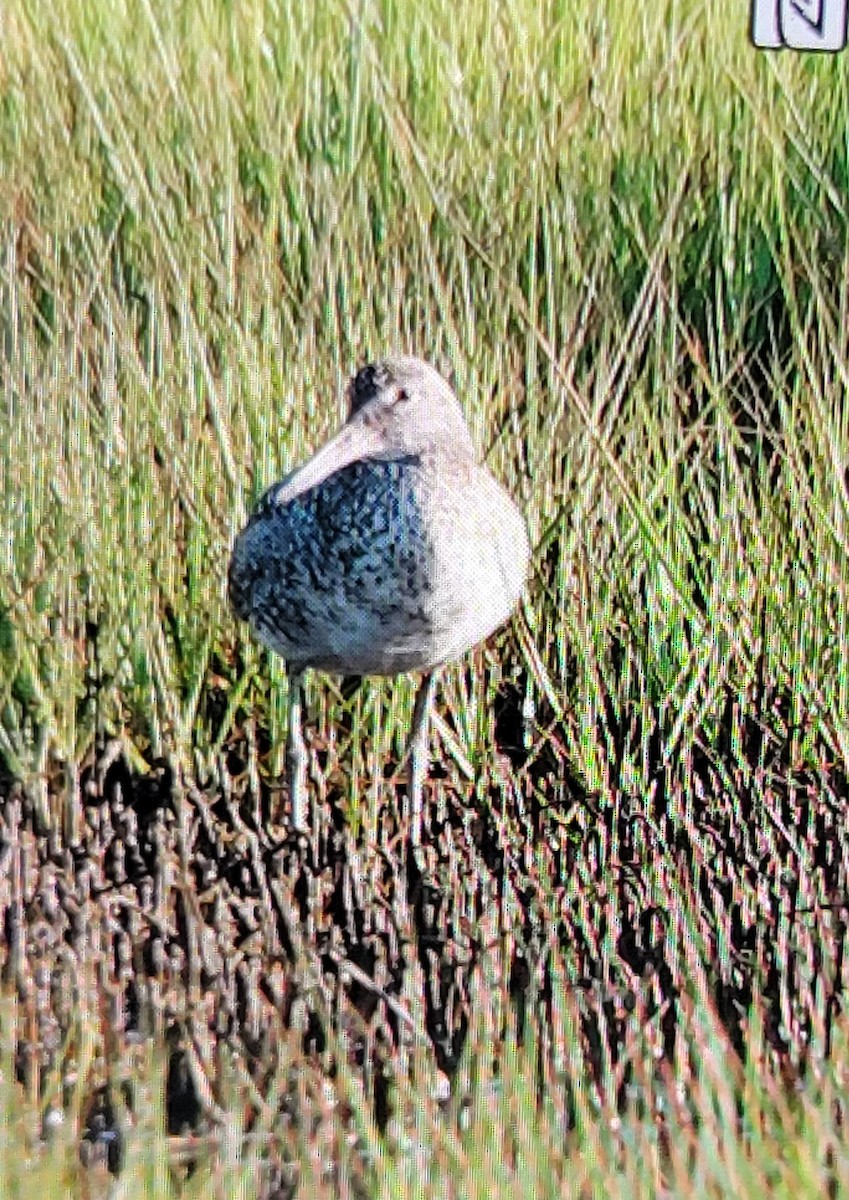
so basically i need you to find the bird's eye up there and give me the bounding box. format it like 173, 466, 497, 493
395, 387, 412, 405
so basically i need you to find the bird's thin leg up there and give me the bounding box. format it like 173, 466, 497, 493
286, 670, 309, 832
406, 671, 436, 845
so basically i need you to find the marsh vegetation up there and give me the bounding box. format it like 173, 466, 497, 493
2, 1, 849, 1195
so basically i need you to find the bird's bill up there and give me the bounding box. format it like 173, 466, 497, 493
270, 410, 389, 506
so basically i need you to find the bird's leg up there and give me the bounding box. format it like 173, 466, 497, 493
406, 671, 436, 845
286, 670, 309, 832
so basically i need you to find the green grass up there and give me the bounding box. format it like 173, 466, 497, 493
2, 0, 849, 1194
1, 977, 849, 1199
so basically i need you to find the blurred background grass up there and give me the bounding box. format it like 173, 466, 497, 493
2, 0, 849, 1195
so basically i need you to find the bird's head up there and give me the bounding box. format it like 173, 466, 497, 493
271, 355, 476, 505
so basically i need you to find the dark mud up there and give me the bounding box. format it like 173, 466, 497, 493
1, 654, 848, 1189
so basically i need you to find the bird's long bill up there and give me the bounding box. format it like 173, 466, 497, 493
271, 411, 388, 506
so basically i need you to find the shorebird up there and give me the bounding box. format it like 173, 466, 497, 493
229, 355, 529, 839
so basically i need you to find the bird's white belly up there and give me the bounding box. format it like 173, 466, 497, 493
421, 471, 529, 665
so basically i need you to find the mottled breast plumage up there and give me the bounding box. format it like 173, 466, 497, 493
229, 456, 443, 674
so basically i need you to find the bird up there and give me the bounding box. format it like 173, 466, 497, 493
229, 354, 530, 841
